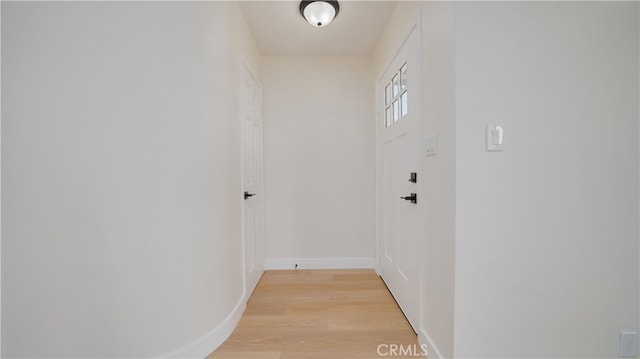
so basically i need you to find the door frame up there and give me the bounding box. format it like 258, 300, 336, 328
374, 14, 424, 333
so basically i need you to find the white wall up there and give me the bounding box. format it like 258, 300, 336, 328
420, 2, 456, 358
373, 2, 419, 74
453, 2, 639, 357
1, 3, 3, 355
262, 56, 375, 265
2, 2, 260, 357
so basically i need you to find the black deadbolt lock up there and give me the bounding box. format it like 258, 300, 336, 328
409, 172, 417, 183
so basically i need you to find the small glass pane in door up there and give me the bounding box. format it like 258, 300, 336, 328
401, 92, 408, 118
400, 63, 407, 91
392, 73, 399, 97
385, 82, 392, 106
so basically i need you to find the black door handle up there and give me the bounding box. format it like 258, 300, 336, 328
400, 193, 417, 204
244, 191, 256, 200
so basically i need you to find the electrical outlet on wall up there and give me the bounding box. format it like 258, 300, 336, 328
619, 331, 638, 357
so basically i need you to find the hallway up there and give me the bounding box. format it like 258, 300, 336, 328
209, 270, 422, 359
2, 2, 638, 358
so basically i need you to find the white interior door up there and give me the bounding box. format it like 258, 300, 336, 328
241, 61, 264, 299
377, 25, 420, 332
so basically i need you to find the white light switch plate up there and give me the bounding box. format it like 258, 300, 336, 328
486, 125, 504, 151
425, 135, 438, 156
620, 331, 638, 357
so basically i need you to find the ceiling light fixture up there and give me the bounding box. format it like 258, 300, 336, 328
300, 1, 339, 28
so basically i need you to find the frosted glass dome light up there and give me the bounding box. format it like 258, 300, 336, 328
300, 1, 340, 28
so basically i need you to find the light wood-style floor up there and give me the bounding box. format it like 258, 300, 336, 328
208, 269, 422, 359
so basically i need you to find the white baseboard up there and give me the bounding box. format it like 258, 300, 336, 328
419, 327, 445, 359
160, 297, 245, 359
264, 257, 375, 270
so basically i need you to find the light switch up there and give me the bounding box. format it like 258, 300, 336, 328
425, 135, 438, 156
486, 125, 504, 151
620, 331, 638, 357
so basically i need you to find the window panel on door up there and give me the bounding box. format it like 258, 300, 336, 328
385, 106, 392, 128
383, 62, 408, 128
393, 99, 399, 122
392, 73, 399, 97
401, 92, 408, 118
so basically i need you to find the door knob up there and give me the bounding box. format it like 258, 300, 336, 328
244, 191, 256, 200
400, 193, 417, 204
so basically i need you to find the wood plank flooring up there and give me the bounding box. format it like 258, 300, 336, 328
208, 269, 423, 359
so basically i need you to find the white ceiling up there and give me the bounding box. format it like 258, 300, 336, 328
238, 1, 397, 56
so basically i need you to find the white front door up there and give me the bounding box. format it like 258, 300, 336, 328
377, 24, 420, 332
241, 61, 264, 299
